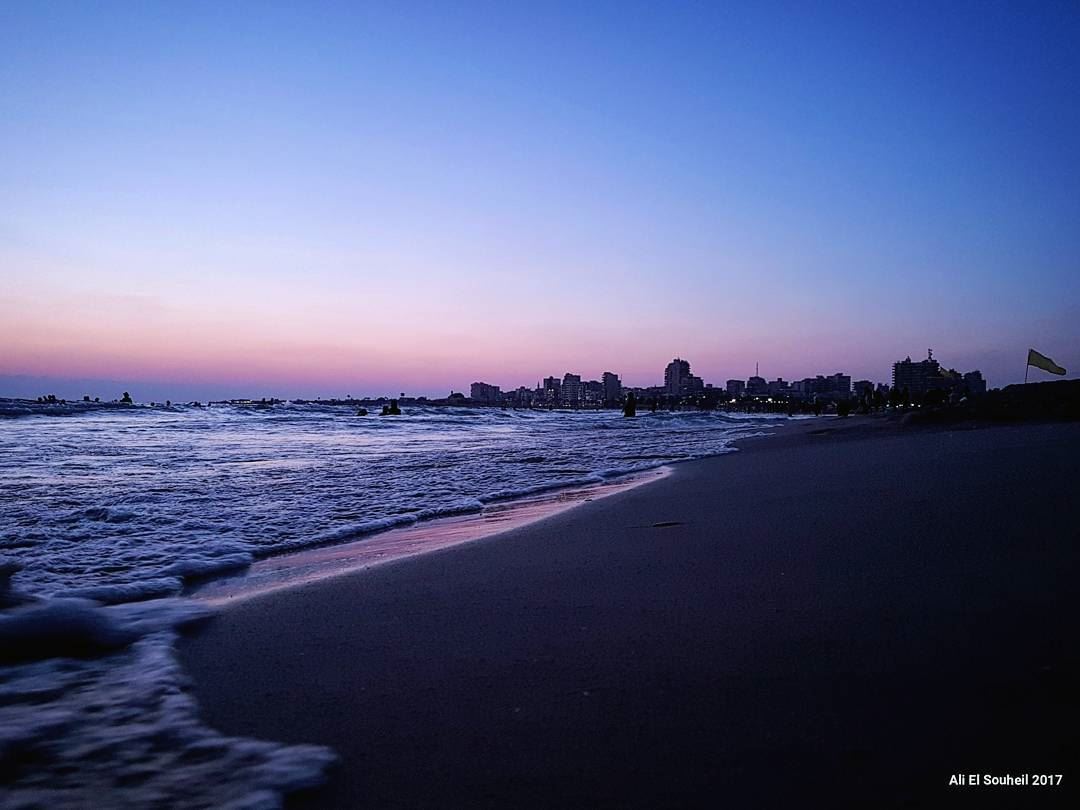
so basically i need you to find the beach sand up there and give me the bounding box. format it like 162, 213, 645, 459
179, 418, 1079, 807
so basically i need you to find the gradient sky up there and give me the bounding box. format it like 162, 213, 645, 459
2, 1, 1078, 400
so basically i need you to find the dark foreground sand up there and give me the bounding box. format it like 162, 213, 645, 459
180, 419, 1079, 808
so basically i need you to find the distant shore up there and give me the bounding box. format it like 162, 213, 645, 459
180, 417, 1079, 807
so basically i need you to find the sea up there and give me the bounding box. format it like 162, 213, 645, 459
0, 400, 792, 807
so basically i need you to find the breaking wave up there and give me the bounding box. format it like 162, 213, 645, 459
0, 564, 335, 808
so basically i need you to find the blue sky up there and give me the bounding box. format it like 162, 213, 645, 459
2, 1, 1078, 399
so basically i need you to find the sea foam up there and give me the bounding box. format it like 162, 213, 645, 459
0, 631, 335, 809
0, 575, 335, 808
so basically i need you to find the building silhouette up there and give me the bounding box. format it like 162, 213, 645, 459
664, 358, 704, 396
767, 378, 790, 397
541, 376, 561, 405
893, 352, 942, 399
746, 375, 768, 397
583, 380, 605, 406
602, 372, 622, 405
470, 382, 501, 403
964, 370, 987, 396
893, 350, 988, 400
562, 373, 583, 407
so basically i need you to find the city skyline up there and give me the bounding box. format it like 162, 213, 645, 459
4, 348, 998, 406
3, 3, 1079, 400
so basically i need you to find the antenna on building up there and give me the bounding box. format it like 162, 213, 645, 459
755, 362, 759, 377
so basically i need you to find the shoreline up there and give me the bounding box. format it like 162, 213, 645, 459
188, 417, 811, 605
190, 465, 674, 606
179, 418, 1080, 807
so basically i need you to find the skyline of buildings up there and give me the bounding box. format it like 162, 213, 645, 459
466, 352, 988, 409
4, 351, 996, 407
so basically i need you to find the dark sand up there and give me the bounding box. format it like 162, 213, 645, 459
180, 419, 1079, 807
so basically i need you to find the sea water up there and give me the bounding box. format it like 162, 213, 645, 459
0, 402, 788, 807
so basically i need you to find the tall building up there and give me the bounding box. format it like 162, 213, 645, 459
894, 350, 988, 402
746, 375, 768, 397
664, 358, 704, 396
726, 379, 746, 399
826, 373, 851, 397
562, 373, 583, 407
664, 358, 691, 395
963, 370, 987, 396
893, 351, 942, 399
789, 379, 811, 399
602, 371, 622, 405
853, 380, 874, 398
470, 382, 501, 403
583, 380, 605, 406
507, 386, 534, 406
542, 376, 561, 404
767, 378, 789, 397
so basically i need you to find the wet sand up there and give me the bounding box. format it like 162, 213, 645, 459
189, 466, 671, 606
179, 418, 1079, 807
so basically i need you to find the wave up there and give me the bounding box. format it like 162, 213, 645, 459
57, 577, 184, 604
0, 579, 334, 807
161, 553, 256, 582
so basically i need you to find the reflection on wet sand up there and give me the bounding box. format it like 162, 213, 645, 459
192, 467, 670, 605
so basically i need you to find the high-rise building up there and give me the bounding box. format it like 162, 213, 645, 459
893, 352, 942, 398
542, 376, 561, 404
507, 386, 534, 406
746, 375, 768, 397
963, 370, 987, 396
664, 358, 691, 395
767, 378, 789, 397
583, 380, 605, 406
602, 371, 622, 405
726, 379, 746, 399
470, 382, 501, 403
562, 373, 583, 407
664, 358, 704, 396
894, 351, 987, 401
826, 373, 851, 397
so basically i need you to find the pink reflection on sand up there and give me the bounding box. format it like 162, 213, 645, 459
193, 467, 670, 606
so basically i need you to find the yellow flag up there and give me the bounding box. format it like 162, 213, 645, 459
1027, 348, 1066, 375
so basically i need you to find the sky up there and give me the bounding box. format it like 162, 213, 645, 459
2, 1, 1078, 401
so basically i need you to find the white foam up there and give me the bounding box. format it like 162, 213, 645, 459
162, 553, 255, 581
301, 513, 421, 549
480, 474, 604, 503
0, 631, 335, 809
2, 406, 782, 600
412, 499, 485, 521
57, 577, 184, 604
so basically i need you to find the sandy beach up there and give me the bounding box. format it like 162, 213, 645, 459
179, 418, 1079, 807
